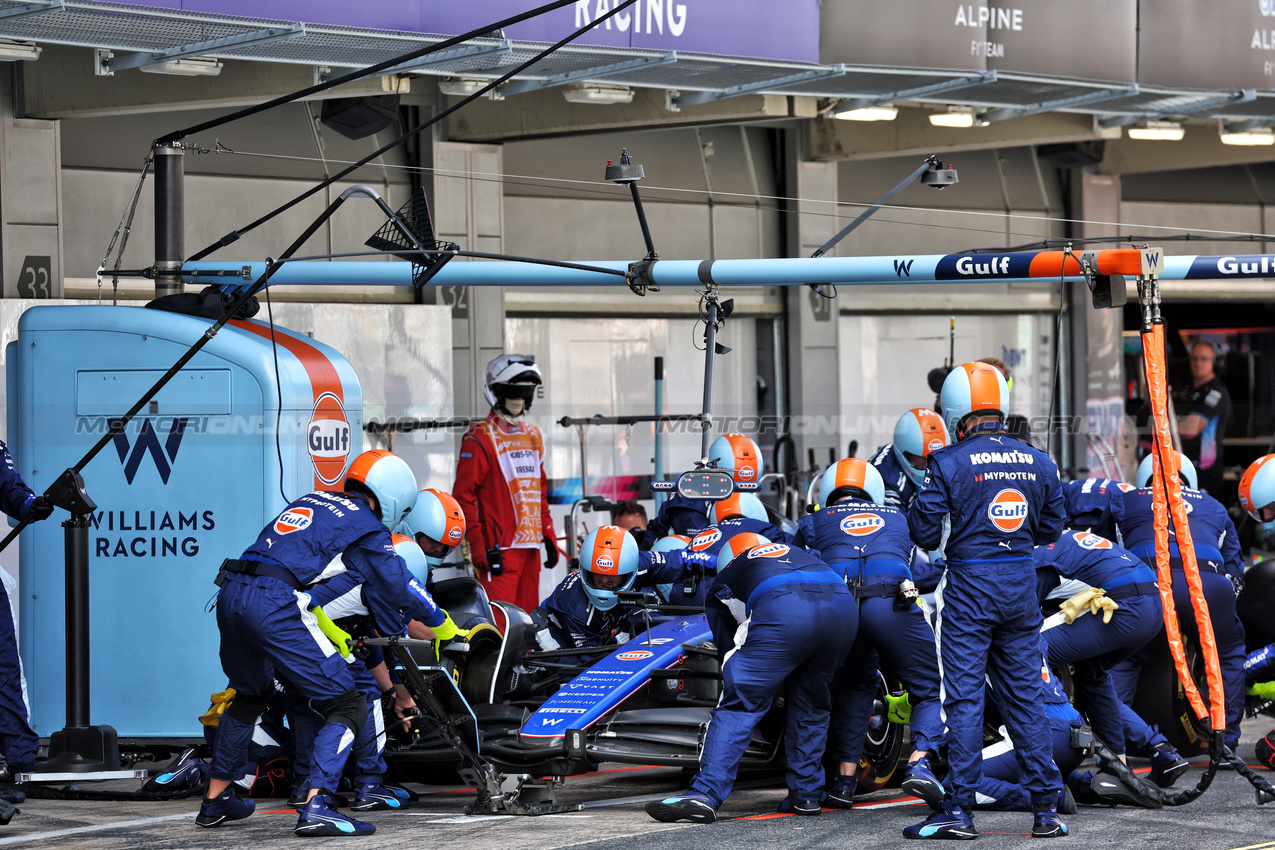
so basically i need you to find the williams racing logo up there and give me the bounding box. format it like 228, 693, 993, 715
987, 489, 1029, 532
111, 417, 188, 485
274, 507, 314, 535
840, 513, 885, 537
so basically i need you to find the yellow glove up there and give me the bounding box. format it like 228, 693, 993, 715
886, 691, 913, 724
432, 611, 471, 643
311, 605, 352, 658
1059, 588, 1119, 624
199, 688, 236, 727
1092, 596, 1119, 624
1248, 681, 1275, 700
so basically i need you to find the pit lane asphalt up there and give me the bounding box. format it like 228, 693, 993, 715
4, 717, 1272, 849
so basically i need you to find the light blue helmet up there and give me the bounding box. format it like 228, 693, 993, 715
391, 533, 430, 585
396, 489, 466, 569
892, 408, 951, 488
707, 433, 763, 482
345, 450, 418, 530
710, 492, 769, 524
1135, 452, 1198, 491
940, 362, 1010, 439
579, 526, 639, 611
715, 532, 772, 574
819, 458, 886, 507
650, 535, 690, 601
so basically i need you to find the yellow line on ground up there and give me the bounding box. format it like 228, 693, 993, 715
1228, 840, 1275, 850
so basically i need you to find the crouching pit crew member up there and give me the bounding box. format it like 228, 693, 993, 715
198, 450, 437, 837
907, 362, 1068, 840
794, 457, 945, 808
646, 534, 857, 823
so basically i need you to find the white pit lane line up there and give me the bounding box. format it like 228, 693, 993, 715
0, 812, 197, 846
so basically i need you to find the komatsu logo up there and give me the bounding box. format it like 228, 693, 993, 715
987, 489, 1029, 532
971, 450, 1034, 465
840, 513, 885, 537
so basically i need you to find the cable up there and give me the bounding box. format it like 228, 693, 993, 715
187, 0, 641, 263
262, 284, 291, 506
158, 0, 586, 145
1044, 248, 1075, 463
211, 145, 1275, 243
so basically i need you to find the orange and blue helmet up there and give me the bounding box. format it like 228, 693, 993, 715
391, 533, 430, 585
710, 492, 769, 524
940, 362, 1009, 439
344, 450, 418, 530
578, 525, 639, 611
707, 433, 763, 483
396, 489, 465, 569
715, 532, 772, 574
892, 408, 950, 487
819, 457, 886, 507
1239, 454, 1275, 529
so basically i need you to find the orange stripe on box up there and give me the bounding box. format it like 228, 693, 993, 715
231, 319, 348, 491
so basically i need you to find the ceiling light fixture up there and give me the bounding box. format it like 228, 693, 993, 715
928, 106, 980, 128
834, 105, 898, 122
1126, 120, 1185, 141
1219, 123, 1275, 146
438, 77, 495, 97
0, 41, 40, 62
562, 83, 634, 105
139, 57, 222, 77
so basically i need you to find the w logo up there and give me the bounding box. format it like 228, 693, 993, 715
894, 259, 914, 278
111, 418, 189, 485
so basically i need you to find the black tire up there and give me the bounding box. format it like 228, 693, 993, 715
1131, 639, 1211, 757
856, 670, 910, 792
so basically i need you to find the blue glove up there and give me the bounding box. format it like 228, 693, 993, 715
680, 550, 717, 575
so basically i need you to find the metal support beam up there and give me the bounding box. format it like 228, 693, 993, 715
102, 23, 305, 73
673, 64, 846, 108
831, 71, 998, 115
499, 52, 676, 96
383, 40, 512, 75
0, 0, 62, 21
1098, 89, 1257, 128
980, 84, 1140, 123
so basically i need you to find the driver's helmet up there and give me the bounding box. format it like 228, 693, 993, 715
651, 534, 691, 553
716, 531, 771, 574
344, 450, 418, 530
391, 533, 430, 585
819, 457, 886, 507
579, 525, 639, 611
940, 362, 1009, 439
396, 489, 466, 570
892, 407, 950, 488
484, 354, 542, 414
1239, 454, 1275, 531
707, 433, 762, 483
710, 492, 769, 524
1134, 451, 1198, 491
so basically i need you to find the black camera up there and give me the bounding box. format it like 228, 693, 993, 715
487, 546, 503, 577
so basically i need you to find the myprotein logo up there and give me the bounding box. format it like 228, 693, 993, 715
840, 513, 885, 537
111, 417, 189, 485
987, 489, 1029, 532
1072, 531, 1112, 550
274, 507, 314, 535
308, 392, 351, 486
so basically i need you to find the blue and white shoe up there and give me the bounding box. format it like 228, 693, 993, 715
824, 775, 857, 809
144, 748, 208, 794
1032, 805, 1068, 838
195, 788, 255, 828
776, 793, 821, 815
382, 783, 419, 803
350, 784, 407, 812
1149, 742, 1189, 788
295, 793, 376, 837
645, 791, 717, 824
902, 757, 946, 809
903, 800, 978, 840
288, 788, 350, 809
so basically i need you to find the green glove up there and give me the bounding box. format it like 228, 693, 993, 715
886, 691, 913, 725
432, 611, 471, 643
1247, 681, 1275, 700
311, 605, 352, 658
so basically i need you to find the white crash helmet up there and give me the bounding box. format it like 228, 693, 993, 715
391, 533, 430, 585
710, 492, 770, 524
892, 407, 951, 488
1134, 451, 1198, 491
396, 489, 466, 569
344, 450, 418, 530
940, 362, 1010, 439
483, 354, 542, 412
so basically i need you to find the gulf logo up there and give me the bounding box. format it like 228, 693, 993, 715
987, 489, 1029, 532
448, 526, 463, 543
594, 553, 616, 574
840, 513, 885, 537
691, 529, 722, 551
751, 543, 790, 558
274, 507, 313, 535
737, 463, 757, 481
927, 439, 945, 453
617, 650, 654, 661
1116, 482, 1135, 493
308, 392, 352, 487
1072, 531, 1113, 550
